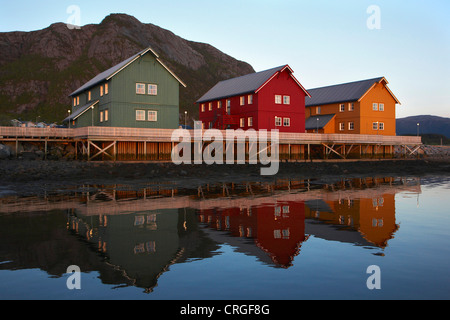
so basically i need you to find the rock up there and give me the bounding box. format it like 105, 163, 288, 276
0, 144, 11, 160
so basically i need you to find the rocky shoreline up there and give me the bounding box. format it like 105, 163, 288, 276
1, 158, 450, 197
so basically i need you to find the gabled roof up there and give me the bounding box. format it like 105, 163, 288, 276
70, 47, 186, 97
305, 77, 400, 107
63, 100, 99, 122
305, 114, 336, 130
196, 65, 310, 103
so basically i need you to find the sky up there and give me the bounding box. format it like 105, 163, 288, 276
0, 0, 449, 118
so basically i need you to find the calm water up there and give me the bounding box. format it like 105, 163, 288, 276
1, 176, 449, 300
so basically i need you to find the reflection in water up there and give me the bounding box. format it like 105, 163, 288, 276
0, 177, 421, 293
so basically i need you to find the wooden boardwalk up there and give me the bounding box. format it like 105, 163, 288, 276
0, 126, 423, 161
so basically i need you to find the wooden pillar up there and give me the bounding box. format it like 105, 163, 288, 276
44, 139, 48, 160
15, 139, 18, 158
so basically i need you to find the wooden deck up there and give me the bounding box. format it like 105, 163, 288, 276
0, 126, 423, 161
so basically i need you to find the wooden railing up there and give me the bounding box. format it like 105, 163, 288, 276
0, 126, 423, 145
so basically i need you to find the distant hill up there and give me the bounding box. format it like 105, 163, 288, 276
397, 115, 450, 138
0, 14, 254, 125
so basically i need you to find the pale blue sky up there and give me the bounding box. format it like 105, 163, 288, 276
1, 0, 449, 118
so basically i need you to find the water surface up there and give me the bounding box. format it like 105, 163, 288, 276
1, 176, 449, 300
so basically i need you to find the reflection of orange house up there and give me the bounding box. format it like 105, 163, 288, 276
305, 193, 398, 248
305, 77, 401, 135
198, 201, 306, 268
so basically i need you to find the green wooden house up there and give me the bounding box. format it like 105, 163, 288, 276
64, 47, 186, 129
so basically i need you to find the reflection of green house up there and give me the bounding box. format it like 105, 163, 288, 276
64, 47, 186, 129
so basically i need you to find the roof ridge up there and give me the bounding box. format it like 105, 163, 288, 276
307, 77, 384, 91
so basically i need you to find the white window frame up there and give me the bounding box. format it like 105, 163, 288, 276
348, 122, 354, 130
283, 96, 290, 105
148, 84, 158, 96
240, 96, 245, 106
218, 101, 222, 109
208, 102, 212, 111
373, 122, 379, 130
201, 104, 205, 112
340, 104, 345, 112
316, 106, 321, 115
136, 110, 146, 121
248, 95, 253, 105
379, 122, 384, 130
373, 103, 378, 111
379, 103, 384, 111
349, 103, 354, 111
275, 95, 282, 104
283, 118, 290, 127
275, 116, 282, 127
248, 117, 253, 127
339, 122, 345, 131
136, 83, 146, 95
240, 118, 245, 128
148, 110, 157, 122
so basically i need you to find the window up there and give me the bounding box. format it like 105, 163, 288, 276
148, 84, 158, 95
248, 117, 253, 127
283, 118, 290, 127
340, 104, 345, 112
136, 83, 146, 95
88, 91, 92, 101
240, 96, 245, 106
105, 83, 109, 95
100, 86, 104, 97
148, 110, 157, 122
275, 95, 282, 104
73, 98, 76, 107
77, 96, 80, 106
201, 104, 205, 112
136, 110, 146, 121
379, 103, 384, 111
248, 95, 253, 105
218, 101, 222, 109
373, 122, 379, 130
240, 118, 245, 128
348, 122, 355, 130
283, 96, 290, 105
379, 122, 384, 130
316, 106, 321, 115
100, 111, 104, 123
339, 123, 345, 131
104, 109, 109, 122
373, 103, 378, 111
349, 103, 354, 111
209, 122, 213, 129
208, 103, 212, 111
275, 116, 282, 126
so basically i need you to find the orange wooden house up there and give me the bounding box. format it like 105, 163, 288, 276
305, 77, 401, 135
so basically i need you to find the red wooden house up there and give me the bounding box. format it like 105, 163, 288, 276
196, 65, 310, 132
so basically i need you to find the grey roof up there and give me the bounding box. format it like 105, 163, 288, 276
70, 47, 185, 97
305, 77, 385, 107
305, 114, 336, 130
196, 65, 287, 103
63, 100, 99, 122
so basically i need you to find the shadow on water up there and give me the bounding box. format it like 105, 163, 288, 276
0, 176, 423, 294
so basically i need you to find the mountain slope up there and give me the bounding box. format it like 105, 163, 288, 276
0, 14, 254, 124
397, 115, 450, 138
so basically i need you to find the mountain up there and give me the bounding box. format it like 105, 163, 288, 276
0, 14, 254, 125
397, 115, 450, 138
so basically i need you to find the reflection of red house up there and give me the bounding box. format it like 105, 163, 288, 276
198, 201, 306, 268
196, 65, 310, 132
